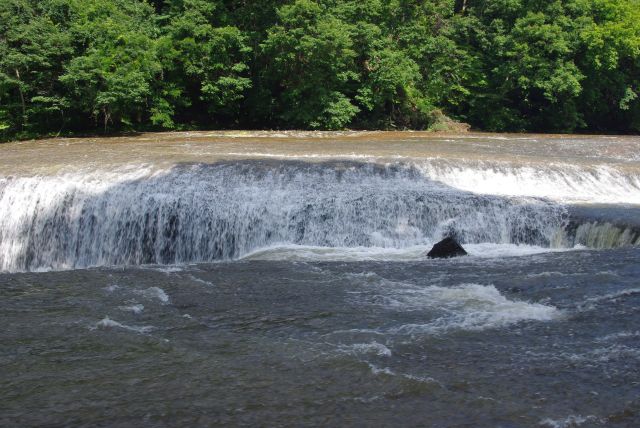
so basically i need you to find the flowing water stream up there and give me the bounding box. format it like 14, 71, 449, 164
1, 132, 639, 427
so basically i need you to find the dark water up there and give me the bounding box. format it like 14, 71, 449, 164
2, 248, 639, 427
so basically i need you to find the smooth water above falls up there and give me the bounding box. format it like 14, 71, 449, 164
1, 132, 640, 272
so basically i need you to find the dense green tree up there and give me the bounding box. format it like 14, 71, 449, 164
260, 0, 360, 129
163, 0, 252, 126
1, 0, 640, 141
453, 1, 585, 131
0, 0, 73, 137
576, 0, 640, 132
447, 0, 640, 132
58, 0, 164, 131
332, 0, 431, 128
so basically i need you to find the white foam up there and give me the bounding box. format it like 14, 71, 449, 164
527, 271, 568, 278
225, 152, 400, 160
402, 373, 442, 385
242, 243, 565, 262
342, 279, 561, 334
367, 363, 442, 386
152, 266, 184, 273
591, 288, 640, 302
93, 316, 153, 334
527, 270, 619, 279
367, 364, 395, 376
415, 162, 640, 204
242, 244, 428, 262
596, 331, 640, 342
119, 304, 144, 314
380, 284, 561, 334
539, 415, 600, 428
135, 287, 170, 304
464, 243, 572, 258
580, 288, 640, 310
341, 342, 392, 357
187, 275, 214, 286
572, 345, 640, 363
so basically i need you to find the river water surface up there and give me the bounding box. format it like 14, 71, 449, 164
1, 132, 639, 427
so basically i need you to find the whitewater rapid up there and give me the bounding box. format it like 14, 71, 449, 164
0, 132, 639, 272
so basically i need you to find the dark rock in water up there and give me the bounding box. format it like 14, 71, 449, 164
427, 237, 468, 259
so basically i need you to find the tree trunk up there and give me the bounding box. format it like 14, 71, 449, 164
15, 69, 26, 131
455, 0, 468, 14
103, 106, 111, 132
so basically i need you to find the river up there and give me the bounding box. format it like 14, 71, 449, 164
1, 131, 639, 427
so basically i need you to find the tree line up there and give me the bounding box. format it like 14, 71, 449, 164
1, 0, 639, 141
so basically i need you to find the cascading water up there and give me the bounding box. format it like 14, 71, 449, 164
1, 155, 639, 273
0, 161, 569, 272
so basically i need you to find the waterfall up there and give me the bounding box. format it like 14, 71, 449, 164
0, 159, 638, 272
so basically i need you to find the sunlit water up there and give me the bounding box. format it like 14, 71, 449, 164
1, 132, 639, 426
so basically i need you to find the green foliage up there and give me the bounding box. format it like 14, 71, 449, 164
260, 0, 359, 129
575, 0, 640, 131
0, 0, 73, 138
164, 0, 252, 124
59, 0, 162, 130
1, 0, 640, 141
446, 0, 640, 132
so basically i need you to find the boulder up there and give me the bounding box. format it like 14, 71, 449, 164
427, 237, 468, 259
